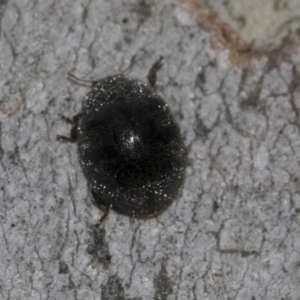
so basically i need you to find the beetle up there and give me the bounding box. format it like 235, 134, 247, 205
57, 57, 186, 223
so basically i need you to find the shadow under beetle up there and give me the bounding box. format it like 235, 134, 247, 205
57, 57, 186, 223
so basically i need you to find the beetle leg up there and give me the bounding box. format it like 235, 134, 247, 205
61, 115, 74, 124
91, 190, 110, 226
96, 207, 109, 226
147, 56, 163, 88
56, 134, 76, 143
57, 113, 83, 143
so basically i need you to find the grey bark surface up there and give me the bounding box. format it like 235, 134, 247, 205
1, 0, 300, 299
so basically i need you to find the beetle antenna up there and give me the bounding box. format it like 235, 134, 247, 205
115, 55, 136, 76
67, 72, 95, 86
67, 56, 136, 86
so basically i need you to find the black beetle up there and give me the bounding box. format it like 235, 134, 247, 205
57, 57, 186, 222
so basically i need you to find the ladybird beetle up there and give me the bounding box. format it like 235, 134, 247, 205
57, 57, 186, 222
